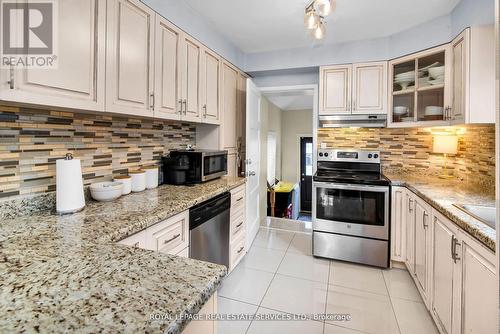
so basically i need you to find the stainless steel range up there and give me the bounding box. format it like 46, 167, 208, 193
312, 149, 390, 268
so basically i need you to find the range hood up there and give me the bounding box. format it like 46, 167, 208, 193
319, 114, 387, 128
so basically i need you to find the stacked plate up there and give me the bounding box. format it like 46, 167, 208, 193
394, 71, 415, 89
420, 63, 444, 86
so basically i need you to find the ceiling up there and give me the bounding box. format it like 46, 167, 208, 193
263, 90, 314, 111
183, 0, 461, 53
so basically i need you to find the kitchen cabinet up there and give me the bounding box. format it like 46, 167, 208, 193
222, 62, 239, 152
106, 0, 155, 117
180, 35, 202, 122
319, 62, 387, 115
451, 26, 496, 124
182, 292, 217, 334
237, 73, 248, 177
200, 48, 222, 124
0, 0, 106, 111
352, 62, 387, 114
430, 210, 496, 334
319, 65, 352, 115
118, 230, 147, 249
390, 187, 406, 262
431, 210, 459, 334
388, 44, 452, 128
229, 184, 246, 271
404, 191, 416, 275
414, 196, 432, 307
153, 15, 182, 120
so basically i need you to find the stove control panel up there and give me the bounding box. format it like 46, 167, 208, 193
318, 150, 381, 163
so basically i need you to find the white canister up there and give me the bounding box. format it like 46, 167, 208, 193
129, 170, 146, 192
114, 175, 132, 195
143, 166, 159, 189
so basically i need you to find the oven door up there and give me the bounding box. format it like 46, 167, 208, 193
312, 182, 389, 240
201, 152, 228, 181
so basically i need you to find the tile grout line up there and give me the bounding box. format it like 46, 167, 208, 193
382, 270, 403, 334
322, 260, 332, 334
244, 229, 296, 333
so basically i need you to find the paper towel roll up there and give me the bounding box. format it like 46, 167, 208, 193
56, 155, 85, 214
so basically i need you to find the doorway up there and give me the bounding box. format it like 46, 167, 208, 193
300, 136, 313, 213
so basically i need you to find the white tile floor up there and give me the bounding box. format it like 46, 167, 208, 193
218, 227, 439, 334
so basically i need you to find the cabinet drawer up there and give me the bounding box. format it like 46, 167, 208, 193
230, 208, 245, 241
231, 185, 245, 210
176, 246, 189, 258
230, 235, 246, 271
118, 230, 147, 249
146, 211, 189, 255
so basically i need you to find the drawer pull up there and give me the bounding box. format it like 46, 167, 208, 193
236, 197, 244, 202
236, 222, 243, 228
164, 234, 181, 245
133, 242, 140, 248
237, 246, 245, 254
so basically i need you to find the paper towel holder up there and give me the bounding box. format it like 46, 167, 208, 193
56, 152, 86, 215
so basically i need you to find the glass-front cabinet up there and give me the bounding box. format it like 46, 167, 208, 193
389, 45, 451, 127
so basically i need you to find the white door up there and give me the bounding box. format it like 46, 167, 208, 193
319, 65, 352, 115
0, 0, 106, 111
352, 62, 387, 114
106, 0, 154, 117
245, 79, 261, 250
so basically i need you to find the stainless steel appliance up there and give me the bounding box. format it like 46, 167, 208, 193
319, 114, 387, 128
312, 149, 390, 268
163, 149, 227, 184
189, 192, 231, 267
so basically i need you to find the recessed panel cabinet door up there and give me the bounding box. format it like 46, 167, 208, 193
431, 212, 457, 334
352, 62, 387, 114
319, 65, 352, 115
106, 0, 154, 117
0, 0, 105, 111
181, 37, 202, 122
200, 48, 221, 124
404, 192, 416, 274
222, 62, 238, 151
414, 198, 431, 306
390, 187, 406, 262
451, 29, 468, 124
154, 15, 182, 120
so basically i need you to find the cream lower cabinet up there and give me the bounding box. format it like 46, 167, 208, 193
0, 0, 106, 111
404, 191, 416, 275
229, 184, 246, 271
414, 196, 432, 307
118, 210, 189, 257
431, 210, 496, 334
390, 187, 406, 262
182, 292, 217, 334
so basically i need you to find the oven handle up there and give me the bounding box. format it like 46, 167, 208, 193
313, 182, 389, 193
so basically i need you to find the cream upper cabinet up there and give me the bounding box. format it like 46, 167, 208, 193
390, 186, 406, 262
414, 197, 432, 307
352, 62, 387, 114
431, 210, 459, 334
200, 48, 221, 124
451, 26, 496, 125
0, 0, 106, 111
319, 65, 352, 115
404, 191, 416, 275
106, 0, 155, 117
154, 15, 182, 120
222, 62, 239, 152
454, 230, 496, 334
180, 36, 202, 122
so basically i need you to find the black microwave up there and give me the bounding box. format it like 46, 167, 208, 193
162, 149, 228, 184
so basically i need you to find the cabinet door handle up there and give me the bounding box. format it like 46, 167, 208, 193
183, 100, 187, 115
150, 93, 155, 110
236, 222, 243, 228
203, 104, 207, 117
178, 99, 183, 114
452, 236, 461, 263
408, 198, 413, 212
237, 246, 245, 254
423, 212, 429, 229
163, 233, 181, 245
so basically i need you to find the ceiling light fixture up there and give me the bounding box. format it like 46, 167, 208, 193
304, 0, 336, 40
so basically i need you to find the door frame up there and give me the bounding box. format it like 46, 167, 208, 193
297, 134, 313, 212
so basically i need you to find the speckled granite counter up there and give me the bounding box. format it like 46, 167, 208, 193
384, 173, 495, 251
0, 177, 246, 333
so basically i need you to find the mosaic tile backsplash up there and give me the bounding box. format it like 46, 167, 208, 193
318, 125, 496, 185
0, 105, 195, 198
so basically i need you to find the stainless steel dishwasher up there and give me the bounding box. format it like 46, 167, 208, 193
189, 192, 230, 267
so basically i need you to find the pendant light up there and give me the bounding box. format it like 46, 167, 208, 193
312, 20, 326, 40
304, 0, 336, 40
314, 0, 335, 17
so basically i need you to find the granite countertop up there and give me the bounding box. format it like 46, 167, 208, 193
384, 173, 495, 251
0, 177, 246, 333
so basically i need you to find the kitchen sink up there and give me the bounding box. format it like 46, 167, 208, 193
453, 204, 496, 230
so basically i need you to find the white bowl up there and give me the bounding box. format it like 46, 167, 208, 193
395, 70, 415, 78
393, 106, 408, 115
425, 106, 444, 115
428, 66, 445, 78
90, 181, 123, 202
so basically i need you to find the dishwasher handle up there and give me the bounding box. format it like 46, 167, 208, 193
189, 192, 231, 230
